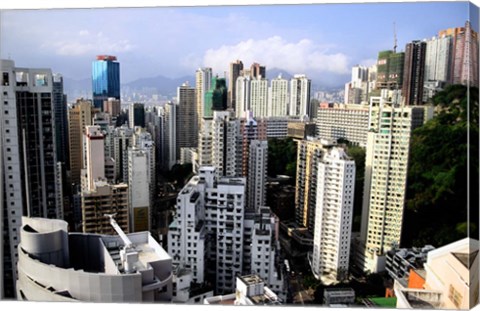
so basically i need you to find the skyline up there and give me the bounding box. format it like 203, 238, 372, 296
0, 1, 477, 89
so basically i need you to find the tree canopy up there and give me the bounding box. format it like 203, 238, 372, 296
267, 137, 298, 178
402, 85, 479, 247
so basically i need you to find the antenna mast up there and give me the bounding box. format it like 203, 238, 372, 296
393, 22, 397, 53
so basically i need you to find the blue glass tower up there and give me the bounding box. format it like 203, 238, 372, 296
92, 55, 120, 110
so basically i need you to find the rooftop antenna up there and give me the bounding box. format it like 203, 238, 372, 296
393, 21, 398, 53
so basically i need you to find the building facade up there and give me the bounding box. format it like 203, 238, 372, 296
359, 96, 431, 273
92, 55, 120, 110
315, 103, 370, 147
311, 148, 355, 283
289, 75, 311, 118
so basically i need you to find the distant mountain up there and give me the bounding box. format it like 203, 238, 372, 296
62, 75, 196, 101
266, 68, 294, 80
123, 75, 195, 98
63, 77, 91, 101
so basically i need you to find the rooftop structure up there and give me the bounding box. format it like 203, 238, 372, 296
395, 238, 479, 309
204, 274, 281, 306
16, 217, 172, 302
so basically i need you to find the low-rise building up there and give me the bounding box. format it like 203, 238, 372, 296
204, 274, 281, 305
395, 238, 479, 309
323, 288, 356, 306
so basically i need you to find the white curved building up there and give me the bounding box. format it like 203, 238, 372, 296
16, 217, 172, 302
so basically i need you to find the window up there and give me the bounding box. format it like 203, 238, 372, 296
448, 285, 463, 308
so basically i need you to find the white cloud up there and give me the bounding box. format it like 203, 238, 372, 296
201, 36, 349, 76
358, 58, 377, 68
43, 32, 135, 56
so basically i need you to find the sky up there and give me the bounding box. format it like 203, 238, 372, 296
0, 1, 477, 88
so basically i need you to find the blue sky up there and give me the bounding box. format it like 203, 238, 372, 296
0, 1, 476, 88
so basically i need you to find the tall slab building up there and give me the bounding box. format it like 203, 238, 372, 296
1, 59, 61, 297
229, 60, 244, 111
358, 96, 431, 273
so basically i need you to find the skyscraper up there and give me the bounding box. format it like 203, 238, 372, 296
229, 60, 244, 111
1, 60, 61, 297
168, 167, 284, 297
68, 99, 93, 187
205, 77, 228, 114
195, 67, 212, 131
425, 35, 452, 83
311, 148, 355, 283
80, 125, 129, 235
295, 139, 329, 232
52, 73, 69, 165
344, 65, 370, 105
250, 62, 266, 79
269, 75, 289, 117
247, 140, 268, 212
235, 75, 251, 118
128, 147, 151, 232
250, 77, 269, 118
441, 21, 479, 87
403, 40, 427, 105
358, 96, 431, 273
129, 103, 145, 128
176, 82, 197, 155
92, 55, 120, 110
289, 75, 311, 118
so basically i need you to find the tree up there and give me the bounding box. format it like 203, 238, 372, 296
402, 85, 479, 247
267, 137, 298, 179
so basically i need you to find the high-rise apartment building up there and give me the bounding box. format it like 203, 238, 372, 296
250, 77, 269, 118
295, 139, 330, 232
205, 77, 228, 116
403, 40, 427, 105
440, 21, 479, 87
250, 62, 266, 79
103, 97, 121, 118
128, 147, 151, 232
111, 125, 134, 183
269, 75, 289, 117
80, 125, 129, 235
289, 75, 311, 118
176, 83, 197, 154
311, 148, 355, 283
359, 96, 430, 273
92, 55, 120, 110
210, 111, 242, 178
235, 75, 251, 118
229, 60, 244, 110
425, 35, 452, 83
195, 67, 213, 131
247, 140, 268, 212
84, 126, 105, 192
129, 103, 145, 128
68, 99, 94, 186
344, 65, 370, 105
168, 167, 284, 297
315, 103, 370, 147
